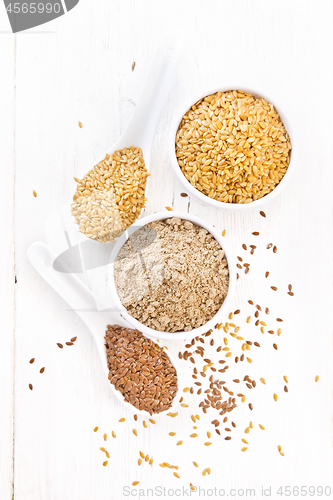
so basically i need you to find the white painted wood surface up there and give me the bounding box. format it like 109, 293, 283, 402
1, 1, 333, 499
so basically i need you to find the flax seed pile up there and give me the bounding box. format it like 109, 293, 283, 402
114, 217, 229, 332
175, 90, 292, 203
71, 146, 149, 243
105, 325, 178, 414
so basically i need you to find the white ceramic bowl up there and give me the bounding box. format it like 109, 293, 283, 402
108, 211, 235, 341
168, 85, 297, 210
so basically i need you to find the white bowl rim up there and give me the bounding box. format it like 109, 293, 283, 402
108, 210, 235, 341
168, 84, 297, 210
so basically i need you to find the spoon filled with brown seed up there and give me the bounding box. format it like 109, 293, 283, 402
71, 30, 184, 244
27, 241, 181, 416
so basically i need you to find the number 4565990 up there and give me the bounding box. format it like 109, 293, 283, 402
277, 486, 332, 496
6, 3, 61, 14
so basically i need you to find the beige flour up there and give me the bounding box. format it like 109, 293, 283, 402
114, 217, 229, 332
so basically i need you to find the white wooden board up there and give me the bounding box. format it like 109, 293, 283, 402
1, 0, 333, 499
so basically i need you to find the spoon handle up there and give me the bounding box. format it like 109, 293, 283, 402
117, 28, 185, 155
27, 242, 128, 372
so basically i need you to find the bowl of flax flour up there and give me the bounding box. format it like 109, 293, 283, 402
109, 211, 235, 341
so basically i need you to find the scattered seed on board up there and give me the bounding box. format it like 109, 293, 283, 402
103, 461, 108, 466
222, 229, 226, 237
273, 245, 277, 253
284, 385, 288, 393
132, 481, 139, 486
259, 424, 265, 430
273, 394, 278, 401
252, 232, 259, 236
267, 243, 273, 249
259, 211, 266, 218
33, 190, 37, 197
66, 342, 74, 346
193, 461, 199, 467
315, 375, 320, 382
40, 367, 45, 374
133, 429, 138, 436
177, 441, 183, 446
273, 344, 278, 350
173, 472, 180, 479
241, 447, 248, 452
94, 427, 98, 432
119, 418, 125, 422
29, 384, 33, 390
271, 286, 278, 291
70, 337, 77, 342
138, 458, 142, 466
132, 62, 136, 71
103, 433, 107, 441
278, 446, 284, 457
260, 378, 266, 385
78, 121, 83, 128
242, 244, 247, 251
29, 358, 35, 364
265, 271, 269, 278
57, 343, 63, 349
112, 431, 116, 438
180, 192, 188, 197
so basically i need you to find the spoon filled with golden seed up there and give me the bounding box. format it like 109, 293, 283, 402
71, 30, 184, 244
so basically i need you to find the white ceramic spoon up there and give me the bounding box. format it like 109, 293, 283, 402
27, 242, 181, 417
81, 28, 184, 195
